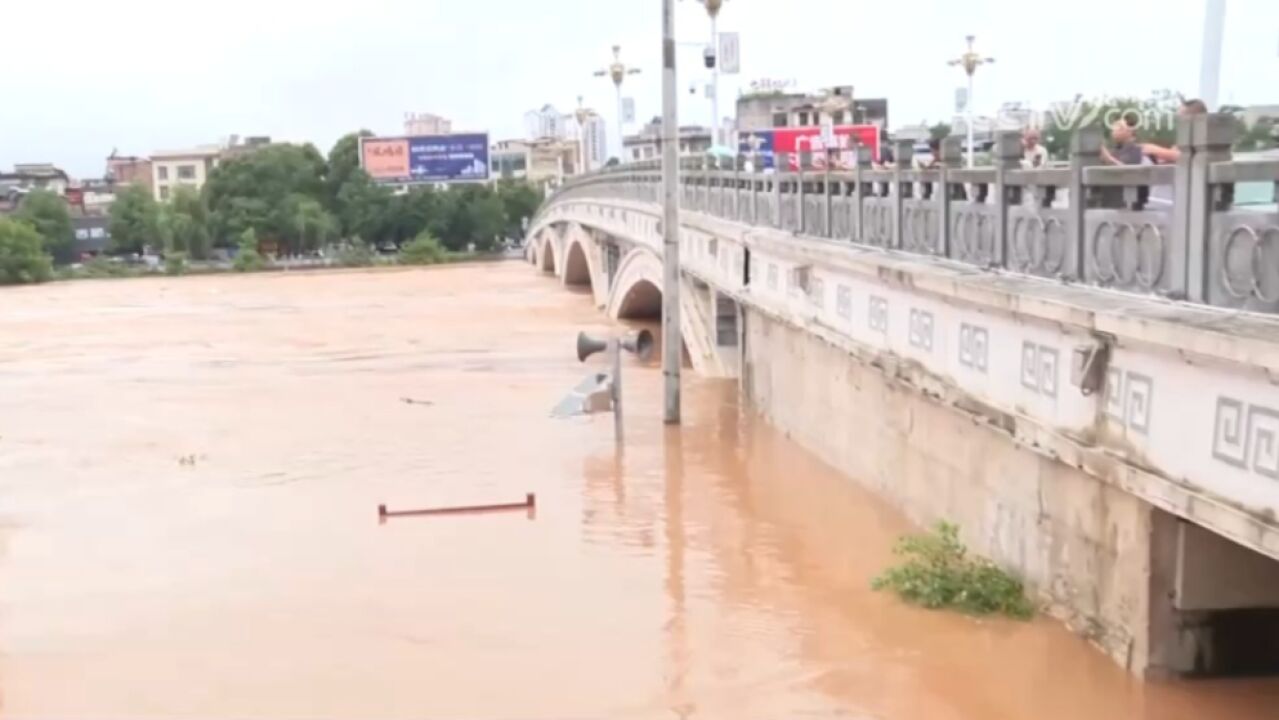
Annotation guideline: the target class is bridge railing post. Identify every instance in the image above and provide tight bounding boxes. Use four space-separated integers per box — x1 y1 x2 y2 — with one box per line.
854 145 872 243
1192 113 1245 308
893 139 915 251
992 130 1023 269
939 135 963 257
824 154 833 238
1068 126 1103 283
772 157 785 229
797 155 807 234
750 164 759 225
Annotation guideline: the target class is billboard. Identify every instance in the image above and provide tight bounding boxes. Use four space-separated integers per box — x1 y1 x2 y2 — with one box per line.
360 133 490 183
738 125 881 170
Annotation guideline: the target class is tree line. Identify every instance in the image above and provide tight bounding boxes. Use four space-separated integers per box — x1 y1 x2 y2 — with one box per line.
0 130 544 284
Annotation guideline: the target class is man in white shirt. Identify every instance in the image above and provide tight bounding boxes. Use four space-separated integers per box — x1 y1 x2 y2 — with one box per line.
1021 128 1049 168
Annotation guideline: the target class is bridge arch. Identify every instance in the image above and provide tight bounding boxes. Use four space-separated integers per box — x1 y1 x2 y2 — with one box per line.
538 228 558 274
561 223 596 290
606 247 665 320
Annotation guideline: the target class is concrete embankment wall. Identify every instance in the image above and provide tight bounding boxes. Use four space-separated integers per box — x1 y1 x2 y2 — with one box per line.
740 308 1155 670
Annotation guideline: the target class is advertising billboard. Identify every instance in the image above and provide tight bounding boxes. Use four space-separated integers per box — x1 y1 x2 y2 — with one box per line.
738 125 881 170
360 133 490 184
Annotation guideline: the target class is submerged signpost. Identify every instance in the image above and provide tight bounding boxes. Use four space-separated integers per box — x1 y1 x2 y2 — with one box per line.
550 329 654 445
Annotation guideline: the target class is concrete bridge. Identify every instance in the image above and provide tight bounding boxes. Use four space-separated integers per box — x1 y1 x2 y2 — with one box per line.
524 115 1279 678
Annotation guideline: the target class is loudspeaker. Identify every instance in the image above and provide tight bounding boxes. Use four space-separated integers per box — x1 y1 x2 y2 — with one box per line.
619 329 654 362
576 332 610 362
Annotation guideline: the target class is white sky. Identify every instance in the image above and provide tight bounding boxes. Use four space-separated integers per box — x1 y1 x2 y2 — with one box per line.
4 0 1277 177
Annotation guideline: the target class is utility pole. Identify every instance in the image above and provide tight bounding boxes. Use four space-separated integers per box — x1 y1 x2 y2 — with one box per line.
948 35 994 169
1199 0 1226 109
662 0 681 424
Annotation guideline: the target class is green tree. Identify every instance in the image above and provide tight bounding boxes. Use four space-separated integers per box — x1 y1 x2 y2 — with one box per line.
0 217 54 284
13 189 74 262
334 172 393 244
439 185 506 252
109 185 163 255
928 122 952 142
1235 118 1278 152
233 227 265 271
204 143 328 248
399 230 446 265
161 185 211 259
326 130 375 204
285 194 337 254
496 180 542 240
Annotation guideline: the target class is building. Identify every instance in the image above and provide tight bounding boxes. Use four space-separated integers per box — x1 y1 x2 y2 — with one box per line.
623 119 712 162
491 138 580 189
106 153 153 192
219 135 273 161
579 112 608 172
1243 104 1279 128
404 112 452 136
525 105 572 141
71 216 111 258
736 86 889 133
150 146 221 201
0 163 71 197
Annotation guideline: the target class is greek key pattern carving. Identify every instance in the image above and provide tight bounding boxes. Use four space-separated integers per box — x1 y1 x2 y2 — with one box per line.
835 285 852 319
908 308 934 352
867 295 888 334
1212 397 1279 479
958 323 988 373
1020 341 1059 398
1104 368 1153 435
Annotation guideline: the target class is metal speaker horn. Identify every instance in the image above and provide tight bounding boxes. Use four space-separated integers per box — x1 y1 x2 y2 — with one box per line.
576 332 610 362
619 329 654 362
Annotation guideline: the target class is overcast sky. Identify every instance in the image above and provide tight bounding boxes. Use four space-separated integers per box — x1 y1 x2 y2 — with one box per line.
4 0 1277 177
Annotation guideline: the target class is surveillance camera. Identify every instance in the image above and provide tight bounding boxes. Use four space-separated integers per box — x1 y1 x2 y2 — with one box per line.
703 46 716 69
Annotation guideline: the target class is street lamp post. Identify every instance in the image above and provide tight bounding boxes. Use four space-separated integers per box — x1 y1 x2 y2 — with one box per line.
595 46 641 163
947 35 994 168
574 95 591 174
661 0 681 424
696 0 726 147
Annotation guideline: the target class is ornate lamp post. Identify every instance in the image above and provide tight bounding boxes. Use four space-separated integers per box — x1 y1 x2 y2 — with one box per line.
947 35 994 168
594 46 641 162
694 0 726 147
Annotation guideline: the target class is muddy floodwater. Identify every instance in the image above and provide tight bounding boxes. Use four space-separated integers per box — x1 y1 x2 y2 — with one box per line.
1 263 1277 718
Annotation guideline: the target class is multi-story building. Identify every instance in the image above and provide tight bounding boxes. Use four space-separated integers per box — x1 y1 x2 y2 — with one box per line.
579 113 608 172
623 120 712 162
736 86 889 133
490 138 580 189
525 105 572 141
0 163 71 196
404 112 452 136
150 147 221 201
106 153 153 192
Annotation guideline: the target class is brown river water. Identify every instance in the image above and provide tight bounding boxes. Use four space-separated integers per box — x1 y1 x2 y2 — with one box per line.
0 262 1276 718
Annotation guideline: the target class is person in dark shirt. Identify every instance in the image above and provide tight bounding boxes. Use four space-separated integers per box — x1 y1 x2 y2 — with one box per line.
875 128 895 168
1101 116 1144 165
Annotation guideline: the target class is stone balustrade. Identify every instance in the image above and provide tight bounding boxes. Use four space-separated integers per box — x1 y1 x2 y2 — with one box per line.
545 114 1279 315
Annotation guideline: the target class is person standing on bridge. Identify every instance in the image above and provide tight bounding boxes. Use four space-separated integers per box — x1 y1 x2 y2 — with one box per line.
1021 128 1049 168
1100 115 1144 166
1141 98 1207 164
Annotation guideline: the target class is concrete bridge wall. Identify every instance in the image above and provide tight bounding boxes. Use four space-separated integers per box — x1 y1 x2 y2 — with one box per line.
524 114 1279 677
